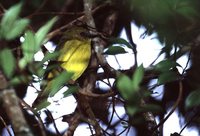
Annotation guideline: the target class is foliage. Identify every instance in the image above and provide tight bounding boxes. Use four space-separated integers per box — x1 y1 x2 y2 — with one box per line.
0 0 200 136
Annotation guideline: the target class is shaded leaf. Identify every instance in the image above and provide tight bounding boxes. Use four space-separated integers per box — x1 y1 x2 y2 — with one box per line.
117 74 133 100
0 48 15 78
28 62 46 78
132 64 144 91
35 99 51 111
49 71 74 96
141 104 162 113
10 75 31 85
109 37 133 49
185 90 200 109
157 71 178 84
155 59 181 72
176 3 198 20
41 51 60 64
32 52 59 77
126 105 138 116
170 132 181 136
63 85 79 97
104 46 127 55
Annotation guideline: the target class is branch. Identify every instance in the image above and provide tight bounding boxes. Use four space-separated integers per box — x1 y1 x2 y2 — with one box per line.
0 71 34 136
0 89 34 136
63 112 81 136
46 3 110 41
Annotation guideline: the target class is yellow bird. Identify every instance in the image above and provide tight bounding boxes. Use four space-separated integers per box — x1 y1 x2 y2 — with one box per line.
33 26 91 109
57 27 91 80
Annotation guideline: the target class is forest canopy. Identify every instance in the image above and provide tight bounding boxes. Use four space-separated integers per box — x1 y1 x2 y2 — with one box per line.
0 0 200 136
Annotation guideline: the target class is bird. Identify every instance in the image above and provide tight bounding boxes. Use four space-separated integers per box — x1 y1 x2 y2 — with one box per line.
32 25 92 109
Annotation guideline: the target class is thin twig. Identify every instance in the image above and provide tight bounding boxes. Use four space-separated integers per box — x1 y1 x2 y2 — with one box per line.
179 109 200 135
45 109 61 136
182 51 191 75
20 99 46 136
46 3 109 41
27 11 83 17
27 0 49 18
152 80 183 133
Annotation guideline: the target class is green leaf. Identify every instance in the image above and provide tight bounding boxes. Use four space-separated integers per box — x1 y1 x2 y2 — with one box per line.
5 19 29 40
41 51 59 64
104 46 127 55
157 71 178 84
0 3 22 38
30 52 59 77
19 30 36 68
0 48 15 78
126 105 138 116
141 104 162 113
185 90 200 109
132 65 144 91
176 3 198 20
117 74 133 100
27 62 45 78
9 75 31 86
155 59 181 72
35 99 51 111
35 17 57 46
63 85 79 98
49 71 74 97
109 37 133 49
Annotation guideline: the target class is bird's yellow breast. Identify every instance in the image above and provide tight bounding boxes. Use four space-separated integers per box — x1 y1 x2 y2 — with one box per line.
58 39 91 81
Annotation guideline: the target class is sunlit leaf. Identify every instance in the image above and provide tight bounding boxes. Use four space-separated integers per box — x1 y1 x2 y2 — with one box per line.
49 71 74 97
19 30 36 68
0 48 15 78
117 74 133 100
185 90 200 109
132 65 144 91
5 19 29 40
104 46 127 55
35 17 57 46
0 3 22 39
63 85 79 97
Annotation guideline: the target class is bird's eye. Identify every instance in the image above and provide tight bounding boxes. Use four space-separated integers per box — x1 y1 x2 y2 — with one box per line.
80 31 90 37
